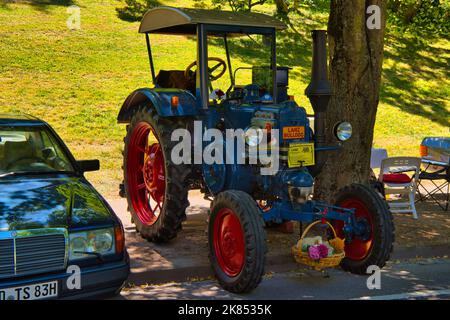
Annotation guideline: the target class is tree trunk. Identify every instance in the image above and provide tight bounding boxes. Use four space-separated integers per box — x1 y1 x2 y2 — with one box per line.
314 0 387 202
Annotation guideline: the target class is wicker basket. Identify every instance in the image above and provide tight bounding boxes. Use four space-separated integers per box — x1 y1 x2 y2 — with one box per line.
292 221 345 270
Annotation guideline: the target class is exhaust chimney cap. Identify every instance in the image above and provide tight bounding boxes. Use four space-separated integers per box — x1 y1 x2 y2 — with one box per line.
305 30 332 113
305 30 332 98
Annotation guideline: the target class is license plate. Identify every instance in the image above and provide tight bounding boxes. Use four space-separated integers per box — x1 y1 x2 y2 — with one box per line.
0 281 58 300
283 126 305 139
288 143 315 167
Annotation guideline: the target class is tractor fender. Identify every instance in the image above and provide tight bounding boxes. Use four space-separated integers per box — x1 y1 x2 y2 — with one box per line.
117 88 199 123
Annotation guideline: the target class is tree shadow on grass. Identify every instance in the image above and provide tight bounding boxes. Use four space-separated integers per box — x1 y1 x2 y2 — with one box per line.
1 0 76 12
208 28 313 85
381 34 450 128
116 0 161 22
277 30 313 82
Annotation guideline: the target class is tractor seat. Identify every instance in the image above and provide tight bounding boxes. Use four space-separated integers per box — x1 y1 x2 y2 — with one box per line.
155 70 196 94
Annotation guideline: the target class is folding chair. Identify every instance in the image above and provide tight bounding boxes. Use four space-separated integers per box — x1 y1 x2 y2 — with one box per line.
379 157 422 219
417 159 449 211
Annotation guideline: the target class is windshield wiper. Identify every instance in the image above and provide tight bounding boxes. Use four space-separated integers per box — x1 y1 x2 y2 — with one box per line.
74 251 105 262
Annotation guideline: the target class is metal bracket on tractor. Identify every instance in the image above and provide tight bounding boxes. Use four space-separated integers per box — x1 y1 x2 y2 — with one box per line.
118 6 394 294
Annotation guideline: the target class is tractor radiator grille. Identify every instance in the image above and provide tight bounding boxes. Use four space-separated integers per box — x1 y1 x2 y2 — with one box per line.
0 233 66 279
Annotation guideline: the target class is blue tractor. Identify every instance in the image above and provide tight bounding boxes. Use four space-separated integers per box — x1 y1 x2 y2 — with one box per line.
118 7 394 293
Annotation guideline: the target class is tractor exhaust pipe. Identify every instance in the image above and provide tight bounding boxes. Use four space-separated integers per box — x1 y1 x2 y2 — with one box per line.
305 30 332 177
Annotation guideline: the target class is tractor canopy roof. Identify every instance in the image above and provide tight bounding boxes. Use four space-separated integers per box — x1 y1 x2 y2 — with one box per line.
139 6 287 35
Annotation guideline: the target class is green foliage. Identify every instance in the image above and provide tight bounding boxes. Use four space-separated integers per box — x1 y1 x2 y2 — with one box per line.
192 0 209 8
114 0 448 41
210 0 266 12
388 0 450 40
116 0 161 21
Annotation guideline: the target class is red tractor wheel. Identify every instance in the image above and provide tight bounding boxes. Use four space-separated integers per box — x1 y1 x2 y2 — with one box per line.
334 183 394 274
208 190 267 293
123 104 191 242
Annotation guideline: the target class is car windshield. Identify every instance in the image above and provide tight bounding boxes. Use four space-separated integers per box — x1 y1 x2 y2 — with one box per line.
0 126 74 175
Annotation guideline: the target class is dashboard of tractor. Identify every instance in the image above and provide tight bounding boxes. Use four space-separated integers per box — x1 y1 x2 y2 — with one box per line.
225 66 291 104
201 32 277 105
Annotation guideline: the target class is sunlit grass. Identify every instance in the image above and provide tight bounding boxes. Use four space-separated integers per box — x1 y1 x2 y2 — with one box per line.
0 0 448 197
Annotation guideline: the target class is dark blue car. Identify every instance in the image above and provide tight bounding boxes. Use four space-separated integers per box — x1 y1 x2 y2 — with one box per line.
0 114 129 300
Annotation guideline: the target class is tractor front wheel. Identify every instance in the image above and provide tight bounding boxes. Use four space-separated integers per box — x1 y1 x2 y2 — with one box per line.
208 190 267 293
334 183 395 274
123 104 191 243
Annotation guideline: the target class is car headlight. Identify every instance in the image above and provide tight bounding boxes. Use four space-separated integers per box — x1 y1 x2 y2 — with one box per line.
245 126 264 147
69 228 115 261
334 122 352 141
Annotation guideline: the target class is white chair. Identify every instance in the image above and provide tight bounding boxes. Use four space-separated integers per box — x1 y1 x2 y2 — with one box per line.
379 157 422 219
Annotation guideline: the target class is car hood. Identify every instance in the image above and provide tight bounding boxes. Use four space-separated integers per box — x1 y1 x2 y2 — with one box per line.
0 175 115 231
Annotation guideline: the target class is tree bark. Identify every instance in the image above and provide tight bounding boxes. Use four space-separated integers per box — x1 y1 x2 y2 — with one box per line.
314 0 387 202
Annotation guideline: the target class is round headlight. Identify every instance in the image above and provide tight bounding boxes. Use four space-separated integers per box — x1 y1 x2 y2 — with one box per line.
90 230 113 253
335 122 352 141
71 236 88 256
245 126 264 147
69 228 116 261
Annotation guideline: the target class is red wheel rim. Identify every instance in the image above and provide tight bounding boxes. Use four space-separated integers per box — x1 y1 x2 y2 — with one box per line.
334 198 374 261
127 122 165 225
213 208 245 277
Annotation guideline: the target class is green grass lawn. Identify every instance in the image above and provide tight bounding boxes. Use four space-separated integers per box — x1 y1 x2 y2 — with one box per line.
1 0 449 198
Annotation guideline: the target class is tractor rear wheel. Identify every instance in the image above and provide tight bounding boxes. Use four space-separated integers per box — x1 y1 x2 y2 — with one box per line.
334 183 394 274
208 190 267 293
123 104 191 243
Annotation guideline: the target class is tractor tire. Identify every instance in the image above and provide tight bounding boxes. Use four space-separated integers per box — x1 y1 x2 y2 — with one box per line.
123 103 191 243
334 183 395 274
208 190 267 293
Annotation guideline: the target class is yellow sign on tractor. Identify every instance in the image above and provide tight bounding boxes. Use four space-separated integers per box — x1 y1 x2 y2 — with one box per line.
288 143 315 167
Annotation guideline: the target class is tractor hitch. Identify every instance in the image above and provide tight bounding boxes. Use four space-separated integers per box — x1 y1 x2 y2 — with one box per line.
262 200 353 224
261 200 371 243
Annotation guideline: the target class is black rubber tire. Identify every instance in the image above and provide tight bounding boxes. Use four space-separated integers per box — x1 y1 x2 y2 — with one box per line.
123 104 192 243
208 190 267 293
335 183 395 274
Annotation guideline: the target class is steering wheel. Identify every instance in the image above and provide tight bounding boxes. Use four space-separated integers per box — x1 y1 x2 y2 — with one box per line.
185 57 227 82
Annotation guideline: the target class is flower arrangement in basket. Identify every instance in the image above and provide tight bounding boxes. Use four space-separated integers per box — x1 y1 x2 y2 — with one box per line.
291 220 345 270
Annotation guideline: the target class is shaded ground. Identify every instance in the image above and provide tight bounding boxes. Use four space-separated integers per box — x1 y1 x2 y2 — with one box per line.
109 188 450 288
117 258 450 300
395 201 450 248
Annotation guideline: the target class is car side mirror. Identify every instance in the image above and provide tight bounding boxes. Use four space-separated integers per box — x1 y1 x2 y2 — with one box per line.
76 160 100 172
